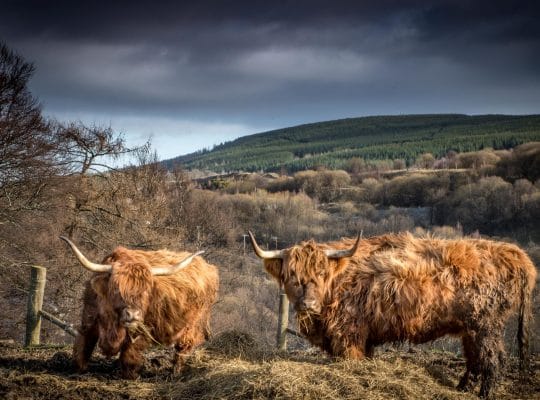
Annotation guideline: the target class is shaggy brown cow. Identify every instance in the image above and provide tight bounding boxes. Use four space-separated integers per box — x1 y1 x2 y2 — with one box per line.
249 231 536 399
61 237 219 378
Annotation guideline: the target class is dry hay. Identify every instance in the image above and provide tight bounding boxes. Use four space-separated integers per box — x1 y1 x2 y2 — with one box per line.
164 349 476 400
0 344 158 400
203 330 273 361
1 332 539 400
0 370 157 400
165 331 539 400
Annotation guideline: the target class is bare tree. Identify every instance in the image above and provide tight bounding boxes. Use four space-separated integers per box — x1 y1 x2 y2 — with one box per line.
54 122 133 176
52 122 146 238
0 42 54 218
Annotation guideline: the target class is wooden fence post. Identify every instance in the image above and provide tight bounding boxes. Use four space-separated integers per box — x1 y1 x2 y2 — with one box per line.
276 290 289 351
25 265 46 347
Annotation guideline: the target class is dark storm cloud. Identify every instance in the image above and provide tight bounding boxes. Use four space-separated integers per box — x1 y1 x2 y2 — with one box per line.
1 1 417 37
4 1 539 42
415 1 540 42
0 0 539 156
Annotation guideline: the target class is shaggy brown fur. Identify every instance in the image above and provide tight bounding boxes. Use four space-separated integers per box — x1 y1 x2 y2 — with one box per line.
261 233 537 399
73 247 219 379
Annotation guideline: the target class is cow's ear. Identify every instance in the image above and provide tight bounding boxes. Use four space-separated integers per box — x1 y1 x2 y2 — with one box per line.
332 258 350 276
264 259 282 282
90 274 109 298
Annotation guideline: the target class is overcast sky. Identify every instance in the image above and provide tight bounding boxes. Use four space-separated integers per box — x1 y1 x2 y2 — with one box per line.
1 0 539 160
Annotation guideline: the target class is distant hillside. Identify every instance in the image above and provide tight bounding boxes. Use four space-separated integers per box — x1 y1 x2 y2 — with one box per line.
164 114 540 173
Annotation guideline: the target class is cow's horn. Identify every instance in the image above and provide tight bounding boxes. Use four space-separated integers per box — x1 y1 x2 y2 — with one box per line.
324 234 361 258
248 231 285 259
60 236 112 273
151 251 205 276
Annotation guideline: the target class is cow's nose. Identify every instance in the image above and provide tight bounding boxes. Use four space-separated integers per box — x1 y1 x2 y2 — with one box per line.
121 308 142 323
303 299 321 313
296 299 321 313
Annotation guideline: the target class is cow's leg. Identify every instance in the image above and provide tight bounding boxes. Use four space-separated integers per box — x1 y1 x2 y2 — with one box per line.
343 345 366 359
365 341 375 358
172 325 207 374
72 323 98 373
342 324 370 359
73 282 100 373
477 330 504 400
119 338 147 379
172 343 194 374
331 333 368 360
457 332 480 392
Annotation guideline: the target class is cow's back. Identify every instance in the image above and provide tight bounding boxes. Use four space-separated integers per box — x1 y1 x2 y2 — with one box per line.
146 253 218 343
328 234 533 344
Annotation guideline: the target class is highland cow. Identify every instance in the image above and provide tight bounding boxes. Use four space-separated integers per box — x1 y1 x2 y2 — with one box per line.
61 237 219 378
249 231 536 399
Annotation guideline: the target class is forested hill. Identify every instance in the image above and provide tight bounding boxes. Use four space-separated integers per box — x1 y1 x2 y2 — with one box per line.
164 114 540 173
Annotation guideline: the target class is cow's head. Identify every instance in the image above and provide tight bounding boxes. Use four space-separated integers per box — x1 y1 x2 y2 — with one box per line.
60 237 202 354
249 232 359 317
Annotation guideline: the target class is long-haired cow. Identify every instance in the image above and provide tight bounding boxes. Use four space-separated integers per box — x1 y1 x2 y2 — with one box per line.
61 237 219 378
249 231 536 399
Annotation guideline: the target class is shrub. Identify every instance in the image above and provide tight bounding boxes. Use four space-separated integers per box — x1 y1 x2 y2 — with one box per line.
293 170 351 203
441 176 514 233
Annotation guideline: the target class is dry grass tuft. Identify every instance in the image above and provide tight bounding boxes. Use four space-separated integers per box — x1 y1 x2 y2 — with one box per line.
203 330 268 360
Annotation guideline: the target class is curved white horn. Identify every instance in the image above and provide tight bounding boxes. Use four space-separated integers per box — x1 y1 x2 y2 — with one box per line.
151 250 205 276
248 231 285 259
324 234 361 258
60 236 112 273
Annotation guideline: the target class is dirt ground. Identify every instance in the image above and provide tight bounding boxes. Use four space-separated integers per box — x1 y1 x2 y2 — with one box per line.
1 333 539 400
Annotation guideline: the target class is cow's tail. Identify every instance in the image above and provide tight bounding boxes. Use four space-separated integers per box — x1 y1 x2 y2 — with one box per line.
517 262 536 372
